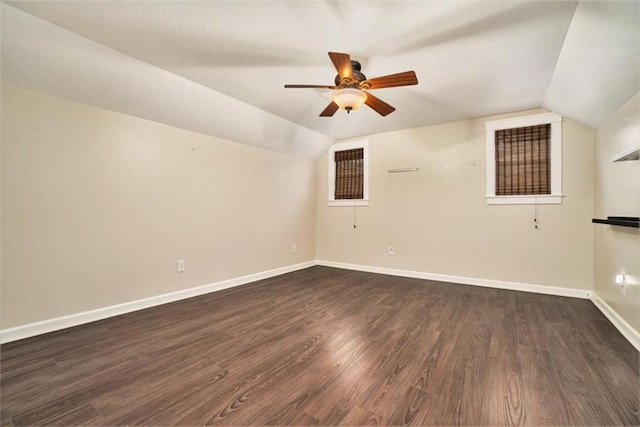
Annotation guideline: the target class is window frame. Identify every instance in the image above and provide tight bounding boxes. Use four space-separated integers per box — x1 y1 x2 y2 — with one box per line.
328 139 369 207
485 113 563 205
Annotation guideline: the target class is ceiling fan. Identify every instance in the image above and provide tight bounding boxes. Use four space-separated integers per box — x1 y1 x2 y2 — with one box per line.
284 52 418 117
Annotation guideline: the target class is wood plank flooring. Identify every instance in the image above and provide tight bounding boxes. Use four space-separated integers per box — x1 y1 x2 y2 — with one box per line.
1 266 638 426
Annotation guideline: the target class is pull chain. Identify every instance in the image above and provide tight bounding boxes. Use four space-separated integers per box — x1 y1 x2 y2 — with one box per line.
353 203 357 229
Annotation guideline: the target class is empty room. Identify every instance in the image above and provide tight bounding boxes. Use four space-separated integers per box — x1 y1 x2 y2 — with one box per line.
1 1 639 425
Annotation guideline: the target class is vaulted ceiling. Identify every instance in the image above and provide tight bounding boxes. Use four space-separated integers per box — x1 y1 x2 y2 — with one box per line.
2 1 638 159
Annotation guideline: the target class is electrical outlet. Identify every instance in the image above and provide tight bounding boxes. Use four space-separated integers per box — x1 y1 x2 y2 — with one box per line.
291 244 297 253
177 259 185 273
388 246 395 256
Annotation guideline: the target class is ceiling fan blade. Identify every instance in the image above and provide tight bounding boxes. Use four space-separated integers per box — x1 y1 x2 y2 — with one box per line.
328 52 353 81
284 84 336 89
364 92 396 116
364 71 418 90
319 102 339 117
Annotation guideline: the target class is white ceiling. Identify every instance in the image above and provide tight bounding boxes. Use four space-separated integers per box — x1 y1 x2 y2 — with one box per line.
2 1 638 159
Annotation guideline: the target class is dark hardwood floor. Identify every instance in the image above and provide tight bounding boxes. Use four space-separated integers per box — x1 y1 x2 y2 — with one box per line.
1 266 638 426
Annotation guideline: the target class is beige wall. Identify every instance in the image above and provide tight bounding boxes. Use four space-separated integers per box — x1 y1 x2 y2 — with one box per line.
317 109 595 290
2 83 616 333
594 92 640 331
1 84 316 329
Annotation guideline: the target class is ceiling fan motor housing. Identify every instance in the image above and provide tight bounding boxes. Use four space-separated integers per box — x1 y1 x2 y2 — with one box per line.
334 60 367 87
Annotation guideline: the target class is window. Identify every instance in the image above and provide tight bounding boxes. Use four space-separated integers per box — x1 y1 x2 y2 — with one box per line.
495 124 550 195
334 148 364 199
486 113 562 204
328 140 369 206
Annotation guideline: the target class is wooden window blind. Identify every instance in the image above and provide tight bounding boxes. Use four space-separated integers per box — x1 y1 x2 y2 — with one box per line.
334 148 364 199
495 124 550 196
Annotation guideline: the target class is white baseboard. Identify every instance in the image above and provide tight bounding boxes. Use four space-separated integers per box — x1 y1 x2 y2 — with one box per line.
0 261 315 344
316 260 592 299
590 292 640 352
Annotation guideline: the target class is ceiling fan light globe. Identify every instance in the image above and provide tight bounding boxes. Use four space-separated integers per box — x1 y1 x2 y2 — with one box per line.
332 88 367 111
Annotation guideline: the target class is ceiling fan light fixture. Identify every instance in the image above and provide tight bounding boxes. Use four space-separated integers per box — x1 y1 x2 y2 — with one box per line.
332 88 367 113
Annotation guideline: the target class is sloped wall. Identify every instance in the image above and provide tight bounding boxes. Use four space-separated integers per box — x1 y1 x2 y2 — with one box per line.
1 84 317 329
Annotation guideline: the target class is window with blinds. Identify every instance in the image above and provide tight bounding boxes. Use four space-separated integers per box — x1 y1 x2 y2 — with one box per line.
334 148 364 199
328 140 369 206
485 112 562 205
495 124 550 196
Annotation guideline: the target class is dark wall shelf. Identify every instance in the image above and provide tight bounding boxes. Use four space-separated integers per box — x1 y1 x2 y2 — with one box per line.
592 216 639 228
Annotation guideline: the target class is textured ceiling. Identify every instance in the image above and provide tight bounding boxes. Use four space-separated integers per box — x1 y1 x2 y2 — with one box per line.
2 0 639 159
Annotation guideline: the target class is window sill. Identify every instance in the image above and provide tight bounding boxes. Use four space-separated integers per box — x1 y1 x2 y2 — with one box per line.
328 200 369 207
486 195 563 205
